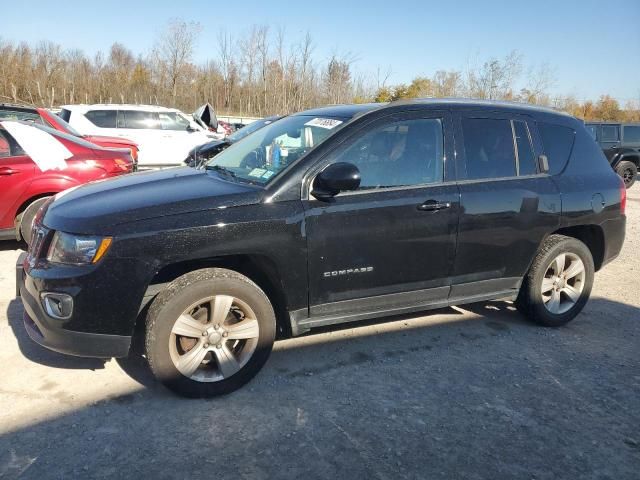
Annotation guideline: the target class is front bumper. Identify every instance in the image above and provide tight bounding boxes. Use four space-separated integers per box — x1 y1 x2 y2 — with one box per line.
17 252 131 358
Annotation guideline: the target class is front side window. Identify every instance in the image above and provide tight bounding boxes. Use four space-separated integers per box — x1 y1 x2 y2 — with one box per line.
513 120 537 176
158 112 192 131
325 118 444 189
623 125 640 143
122 111 160 129
462 118 516 180
601 125 620 142
85 110 117 128
0 130 10 158
206 115 347 185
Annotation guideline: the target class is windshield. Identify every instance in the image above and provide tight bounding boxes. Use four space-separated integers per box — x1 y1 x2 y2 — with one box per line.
205 115 346 185
47 112 84 137
227 117 280 143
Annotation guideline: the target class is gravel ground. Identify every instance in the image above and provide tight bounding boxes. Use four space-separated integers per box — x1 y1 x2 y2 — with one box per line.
0 189 638 480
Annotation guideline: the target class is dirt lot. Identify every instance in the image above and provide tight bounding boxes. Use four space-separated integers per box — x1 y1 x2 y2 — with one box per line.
1 189 639 480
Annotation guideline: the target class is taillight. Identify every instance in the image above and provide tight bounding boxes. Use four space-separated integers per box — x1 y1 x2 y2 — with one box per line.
620 179 627 214
114 158 132 172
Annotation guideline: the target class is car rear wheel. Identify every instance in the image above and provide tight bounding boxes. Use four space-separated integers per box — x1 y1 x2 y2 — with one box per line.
145 268 276 397
516 234 594 327
616 161 637 188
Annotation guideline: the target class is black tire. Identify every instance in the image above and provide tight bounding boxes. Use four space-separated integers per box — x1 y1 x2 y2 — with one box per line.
516 234 594 327
145 268 276 398
17 196 51 245
615 161 637 189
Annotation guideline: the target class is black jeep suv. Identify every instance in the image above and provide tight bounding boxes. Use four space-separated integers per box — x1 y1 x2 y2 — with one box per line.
17 99 626 397
585 122 640 188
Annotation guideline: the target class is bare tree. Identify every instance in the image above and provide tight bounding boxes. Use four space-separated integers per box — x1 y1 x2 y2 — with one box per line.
153 18 202 105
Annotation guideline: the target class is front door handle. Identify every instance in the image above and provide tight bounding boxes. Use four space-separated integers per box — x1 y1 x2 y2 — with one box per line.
417 200 452 212
0 167 18 176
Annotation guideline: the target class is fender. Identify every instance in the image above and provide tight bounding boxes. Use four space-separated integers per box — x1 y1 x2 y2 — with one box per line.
610 148 640 169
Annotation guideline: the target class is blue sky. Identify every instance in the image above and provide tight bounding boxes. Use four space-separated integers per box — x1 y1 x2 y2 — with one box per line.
2 0 639 102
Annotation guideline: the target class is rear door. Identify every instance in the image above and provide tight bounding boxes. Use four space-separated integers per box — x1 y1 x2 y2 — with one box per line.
450 111 561 300
0 129 35 230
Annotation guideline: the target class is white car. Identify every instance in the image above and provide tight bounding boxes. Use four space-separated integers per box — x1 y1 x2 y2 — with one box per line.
59 104 223 168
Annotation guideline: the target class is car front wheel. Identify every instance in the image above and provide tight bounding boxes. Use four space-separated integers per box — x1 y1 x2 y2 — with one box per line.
516 234 595 327
145 268 276 397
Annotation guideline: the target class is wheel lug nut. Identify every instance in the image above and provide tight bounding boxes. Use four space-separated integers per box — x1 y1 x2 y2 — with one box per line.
222 332 228 337
203 343 209 348
214 324 219 330
216 343 222 349
202 331 207 336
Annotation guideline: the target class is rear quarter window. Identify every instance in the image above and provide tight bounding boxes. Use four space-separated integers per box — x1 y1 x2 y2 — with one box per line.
538 122 576 175
85 110 117 128
59 109 71 122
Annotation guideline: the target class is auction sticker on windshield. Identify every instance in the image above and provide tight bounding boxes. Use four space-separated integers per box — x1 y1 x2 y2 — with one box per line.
304 118 343 129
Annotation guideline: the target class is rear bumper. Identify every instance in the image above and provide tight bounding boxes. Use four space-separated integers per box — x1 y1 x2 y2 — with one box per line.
17 253 131 358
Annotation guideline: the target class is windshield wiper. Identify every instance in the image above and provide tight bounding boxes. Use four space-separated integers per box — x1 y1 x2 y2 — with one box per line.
205 164 238 180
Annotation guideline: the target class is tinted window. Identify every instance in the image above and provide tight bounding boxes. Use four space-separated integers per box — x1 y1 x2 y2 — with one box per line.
58 109 71 122
601 125 619 142
585 124 597 140
328 118 444 189
538 122 575 175
86 110 117 128
462 118 516 179
513 121 537 176
122 110 160 129
623 125 640 143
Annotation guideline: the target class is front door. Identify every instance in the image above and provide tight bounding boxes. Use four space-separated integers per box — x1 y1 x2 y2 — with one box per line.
303 111 459 318
0 129 35 231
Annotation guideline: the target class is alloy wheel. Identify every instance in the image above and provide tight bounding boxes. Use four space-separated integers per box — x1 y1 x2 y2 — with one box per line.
541 252 586 315
169 295 260 382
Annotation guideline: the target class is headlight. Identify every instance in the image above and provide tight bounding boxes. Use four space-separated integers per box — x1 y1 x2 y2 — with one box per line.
47 232 113 265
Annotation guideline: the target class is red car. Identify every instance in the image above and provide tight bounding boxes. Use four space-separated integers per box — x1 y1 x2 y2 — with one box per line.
0 121 134 242
0 104 139 166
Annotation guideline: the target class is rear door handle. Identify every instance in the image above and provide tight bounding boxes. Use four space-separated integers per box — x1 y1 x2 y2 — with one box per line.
417 200 452 212
0 167 18 176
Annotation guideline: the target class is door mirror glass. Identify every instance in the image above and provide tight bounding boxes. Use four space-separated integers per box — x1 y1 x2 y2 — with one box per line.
312 162 361 200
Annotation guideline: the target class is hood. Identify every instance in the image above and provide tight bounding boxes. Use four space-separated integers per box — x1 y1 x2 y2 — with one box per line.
44 167 263 235
193 103 218 130
85 135 138 148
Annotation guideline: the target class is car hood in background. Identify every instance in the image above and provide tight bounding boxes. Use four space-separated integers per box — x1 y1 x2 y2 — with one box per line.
43 167 263 235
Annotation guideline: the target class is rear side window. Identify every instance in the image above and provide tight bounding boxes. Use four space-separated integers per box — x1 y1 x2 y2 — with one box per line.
601 125 619 142
0 129 25 157
86 110 117 128
513 120 537 176
623 125 640 143
538 122 576 175
462 118 516 179
585 124 597 140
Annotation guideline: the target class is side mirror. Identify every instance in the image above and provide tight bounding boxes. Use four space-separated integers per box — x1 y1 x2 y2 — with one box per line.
538 154 549 174
311 162 361 200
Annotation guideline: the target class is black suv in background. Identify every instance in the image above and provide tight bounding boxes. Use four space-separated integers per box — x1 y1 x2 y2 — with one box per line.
585 122 640 188
17 100 626 397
